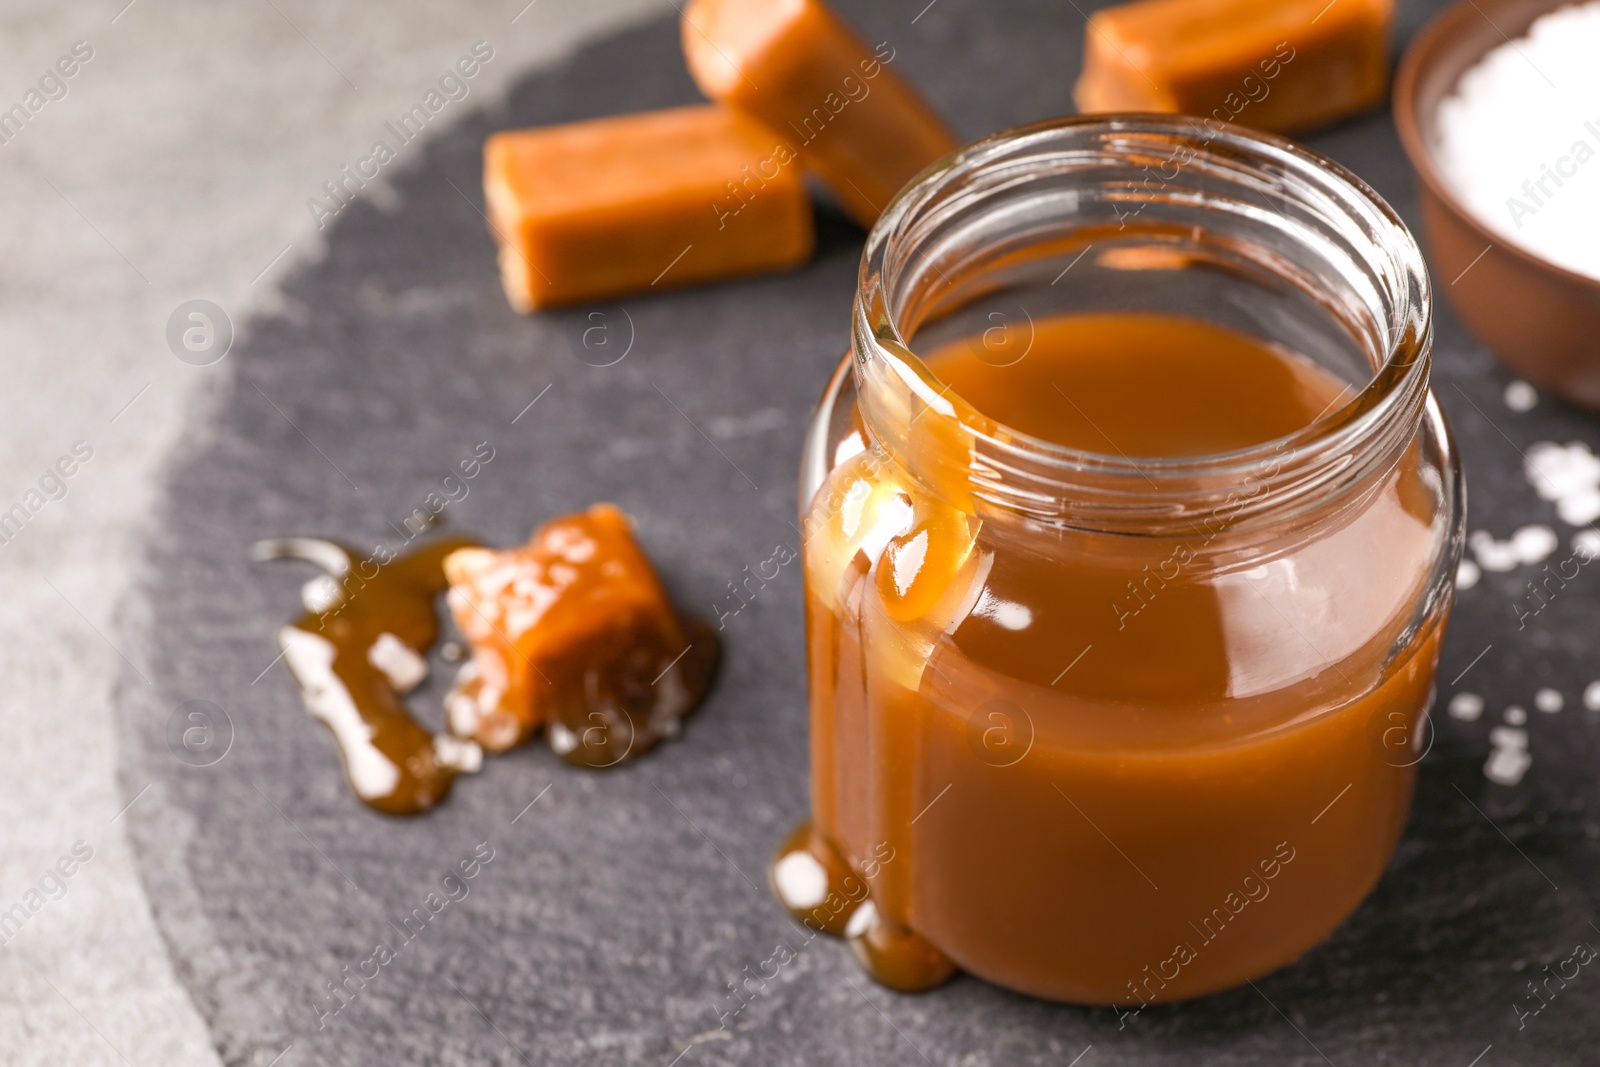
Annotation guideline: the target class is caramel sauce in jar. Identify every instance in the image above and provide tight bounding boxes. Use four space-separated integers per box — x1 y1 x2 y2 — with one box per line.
776 117 1461 1004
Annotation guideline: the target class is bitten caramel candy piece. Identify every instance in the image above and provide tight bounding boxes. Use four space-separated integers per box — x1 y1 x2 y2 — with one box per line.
1074 0 1393 134
443 504 719 768
483 105 813 311
682 0 957 228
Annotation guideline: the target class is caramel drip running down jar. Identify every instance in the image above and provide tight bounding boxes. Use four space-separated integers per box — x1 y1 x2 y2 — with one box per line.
776 115 1463 1005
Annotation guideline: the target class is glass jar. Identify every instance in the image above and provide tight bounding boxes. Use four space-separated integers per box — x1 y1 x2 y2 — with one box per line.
777 115 1463 1006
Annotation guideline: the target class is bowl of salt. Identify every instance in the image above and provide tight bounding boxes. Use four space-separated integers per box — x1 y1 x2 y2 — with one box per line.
1396 0 1600 407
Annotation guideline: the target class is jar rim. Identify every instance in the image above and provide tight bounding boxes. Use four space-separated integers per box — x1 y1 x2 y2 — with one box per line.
851 114 1434 528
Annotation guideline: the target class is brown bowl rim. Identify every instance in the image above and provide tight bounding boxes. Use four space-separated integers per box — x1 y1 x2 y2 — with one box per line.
1393 0 1600 294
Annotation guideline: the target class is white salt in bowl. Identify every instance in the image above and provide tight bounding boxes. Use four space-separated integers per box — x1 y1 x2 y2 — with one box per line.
1396 0 1600 408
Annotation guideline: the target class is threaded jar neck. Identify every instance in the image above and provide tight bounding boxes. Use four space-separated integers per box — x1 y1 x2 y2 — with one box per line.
851 114 1433 536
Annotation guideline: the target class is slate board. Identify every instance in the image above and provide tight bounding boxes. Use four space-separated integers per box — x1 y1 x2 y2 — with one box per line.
118 3 1600 1065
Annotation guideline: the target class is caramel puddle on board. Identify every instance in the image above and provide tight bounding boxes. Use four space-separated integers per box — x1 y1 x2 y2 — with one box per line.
255 535 483 816
770 822 956 992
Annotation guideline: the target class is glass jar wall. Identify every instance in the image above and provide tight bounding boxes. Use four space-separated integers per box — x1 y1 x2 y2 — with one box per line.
775 115 1464 1005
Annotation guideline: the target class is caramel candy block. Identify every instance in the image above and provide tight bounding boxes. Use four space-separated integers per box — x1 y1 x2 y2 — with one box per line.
1074 0 1393 134
682 0 957 228
483 105 813 311
443 505 719 768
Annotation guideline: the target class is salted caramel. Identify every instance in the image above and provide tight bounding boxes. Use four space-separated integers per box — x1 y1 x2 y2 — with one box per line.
261 508 719 812
782 312 1450 1002
444 504 719 767
260 535 484 817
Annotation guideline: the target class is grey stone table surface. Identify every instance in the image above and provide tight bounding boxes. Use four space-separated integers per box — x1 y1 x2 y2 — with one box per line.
109 2 1599 1065
0 3 656 1066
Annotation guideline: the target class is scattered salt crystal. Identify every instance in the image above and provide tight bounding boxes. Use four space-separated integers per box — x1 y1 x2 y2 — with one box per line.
1490 725 1527 749
1585 681 1600 712
1574 530 1600 559
1526 442 1600 525
1448 692 1484 721
1504 705 1527 726
1485 726 1531 786
1526 441 1600 491
1468 531 1523 572
1468 526 1558 571
1434 1 1600 280
1560 491 1600 527
1485 751 1531 787
1534 687 1563 713
1456 559 1481 589
1504 381 1538 412
1511 525 1559 563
